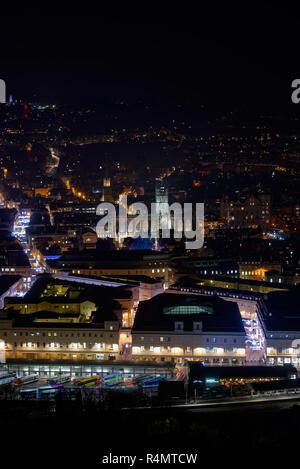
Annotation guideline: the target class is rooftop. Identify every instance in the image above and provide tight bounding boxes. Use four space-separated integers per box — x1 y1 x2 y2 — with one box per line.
132 292 245 333
263 290 300 331
0 275 22 296
68 273 162 285
189 364 297 380
5 276 132 306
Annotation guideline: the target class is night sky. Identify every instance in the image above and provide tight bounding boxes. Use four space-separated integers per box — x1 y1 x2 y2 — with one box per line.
0 6 299 114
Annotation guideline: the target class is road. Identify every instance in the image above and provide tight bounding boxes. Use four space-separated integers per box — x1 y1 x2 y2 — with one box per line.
123 391 300 412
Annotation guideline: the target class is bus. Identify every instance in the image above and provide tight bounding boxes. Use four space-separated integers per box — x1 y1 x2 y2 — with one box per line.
14 374 39 386
142 375 166 388
129 374 154 385
0 372 15 385
174 368 186 382
99 373 122 387
73 376 101 387
47 375 71 386
19 385 64 399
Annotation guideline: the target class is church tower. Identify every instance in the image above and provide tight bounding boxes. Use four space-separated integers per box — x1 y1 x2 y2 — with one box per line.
101 166 113 203
155 178 170 229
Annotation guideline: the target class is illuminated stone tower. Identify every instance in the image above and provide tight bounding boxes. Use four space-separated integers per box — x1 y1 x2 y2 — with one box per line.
155 179 170 230
101 166 113 203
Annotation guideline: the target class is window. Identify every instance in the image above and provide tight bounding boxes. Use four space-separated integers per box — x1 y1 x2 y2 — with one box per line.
175 321 184 330
164 304 213 315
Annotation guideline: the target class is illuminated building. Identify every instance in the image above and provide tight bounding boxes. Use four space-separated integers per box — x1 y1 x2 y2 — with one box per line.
170 280 300 368
0 318 120 362
101 167 113 203
188 363 297 393
56 271 164 328
239 260 282 281
56 271 164 302
51 249 174 288
155 179 171 230
195 275 288 294
220 193 271 229
13 208 31 244
175 258 239 279
77 228 98 250
3 276 125 322
170 281 267 362
132 293 246 364
0 276 123 362
259 291 300 368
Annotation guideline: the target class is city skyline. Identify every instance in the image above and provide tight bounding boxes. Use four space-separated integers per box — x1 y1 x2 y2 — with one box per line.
0 8 300 465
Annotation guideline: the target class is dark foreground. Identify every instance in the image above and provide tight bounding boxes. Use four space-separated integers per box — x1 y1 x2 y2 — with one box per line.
1 396 298 467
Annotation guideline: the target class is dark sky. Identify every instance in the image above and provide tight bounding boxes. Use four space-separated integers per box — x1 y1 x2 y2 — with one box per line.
1 6 299 114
